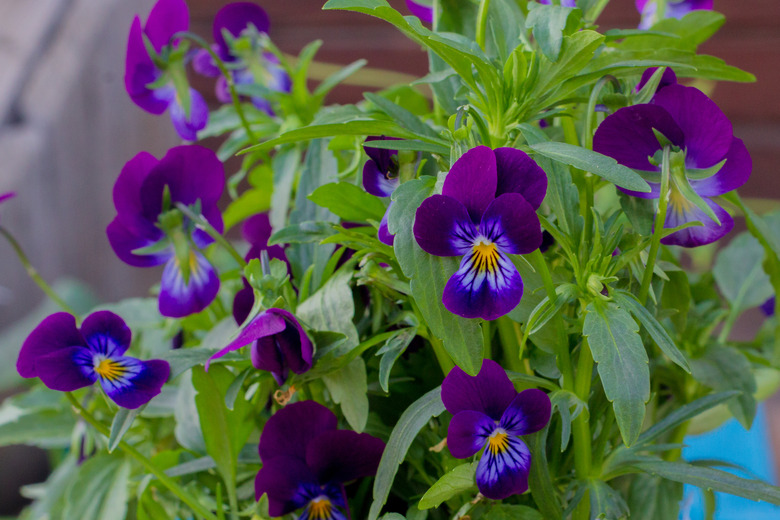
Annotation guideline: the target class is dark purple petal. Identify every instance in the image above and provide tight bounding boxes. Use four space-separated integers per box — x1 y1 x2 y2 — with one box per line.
761 297 775 317
213 2 270 60
17 313 86 378
125 17 168 115
539 0 576 6
208 309 286 368
667 0 713 19
442 146 498 222
441 359 517 420
34 347 96 391
690 138 751 197
243 213 273 249
192 47 221 77
636 67 678 93
251 309 313 383
447 410 494 459
232 283 255 326
652 85 732 169
499 389 552 436
106 219 170 268
593 104 684 172
362 157 399 198
364 136 400 173
168 88 209 142
378 204 394 246
99 357 170 409
475 435 531 500
158 252 220 318
442 245 524 321
80 311 132 358
661 196 733 248
112 151 163 239
258 401 338 463
413 195 476 257
255 456 316 515
305 430 385 484
0 192 15 204
405 0 433 23
493 148 548 210
144 0 189 53
480 193 542 255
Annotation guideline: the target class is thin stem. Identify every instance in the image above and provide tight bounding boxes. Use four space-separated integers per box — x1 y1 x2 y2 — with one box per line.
176 203 247 269
476 0 492 51
65 393 217 520
572 338 593 479
428 335 455 375
0 227 78 316
227 484 239 520
638 146 671 304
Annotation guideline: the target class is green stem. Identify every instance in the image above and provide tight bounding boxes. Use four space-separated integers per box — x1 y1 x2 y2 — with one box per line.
664 421 689 461
65 393 217 520
0 227 78 316
176 203 247 269
227 484 239 520
476 0 492 51
638 146 671 305
572 339 593 479
428 335 455 375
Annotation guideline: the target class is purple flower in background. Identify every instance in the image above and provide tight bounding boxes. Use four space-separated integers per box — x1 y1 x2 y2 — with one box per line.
593 84 751 247
539 0 578 7
17 311 170 409
232 213 288 325
106 146 225 318
406 0 433 23
761 297 775 317
207 308 312 385
363 136 402 246
255 401 385 518
635 67 678 93
125 0 208 141
193 2 291 115
636 0 713 29
443 359 551 500
0 192 15 223
413 146 546 320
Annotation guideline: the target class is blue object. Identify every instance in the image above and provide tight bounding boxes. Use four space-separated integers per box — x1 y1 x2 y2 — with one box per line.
679 403 780 519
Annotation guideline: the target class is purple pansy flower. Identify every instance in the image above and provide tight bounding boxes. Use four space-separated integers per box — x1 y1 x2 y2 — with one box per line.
125 0 208 141
192 2 291 115
17 311 170 409
413 146 547 320
255 401 385 519
636 0 713 29
233 213 288 325
363 136 403 246
539 0 577 7
593 84 751 247
761 297 775 317
207 308 312 385
106 145 225 318
443 359 551 500
635 66 678 93
405 0 433 23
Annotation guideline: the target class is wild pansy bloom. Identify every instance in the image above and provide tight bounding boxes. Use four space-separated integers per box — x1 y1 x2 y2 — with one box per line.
207 308 312 385
193 2 291 115
405 0 433 23
636 0 713 29
106 145 225 318
363 136 403 246
255 401 385 519
593 83 751 247
443 359 551 500
413 146 547 320
16 311 170 409
125 0 208 141
232 213 288 325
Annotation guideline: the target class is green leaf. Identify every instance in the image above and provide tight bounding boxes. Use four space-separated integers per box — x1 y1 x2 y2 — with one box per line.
525 3 577 62
297 268 358 349
529 142 651 193
364 92 441 140
369 387 446 520
377 328 417 392
549 389 586 451
0 391 74 448
268 221 336 245
108 407 142 453
323 358 369 432
62 455 131 520
364 139 450 155
683 54 756 83
309 182 388 222
174 370 206 453
627 473 683 520
314 59 368 96
714 232 773 312
583 302 649 446
690 346 757 429
418 461 477 509
223 188 272 230
482 504 544 519
526 425 563 519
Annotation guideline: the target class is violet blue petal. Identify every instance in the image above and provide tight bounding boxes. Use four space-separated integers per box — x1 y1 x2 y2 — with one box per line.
620 181 661 200
447 410 494 459
254 455 316 515
690 138 751 197
0 192 15 204
539 0 577 6
442 146 498 222
243 213 273 248
168 87 209 142
441 359 517 420
125 17 168 115
378 204 395 246
480 193 543 255
215 76 233 105
667 0 713 20
493 148 548 210
413 195 476 257
158 251 220 318
34 347 95 391
112 151 163 239
232 283 255 326
475 435 531 500
406 0 434 23
208 309 286 368
106 219 170 268
305 430 385 484
364 136 399 172
499 389 552 436
442 245 524 321
362 157 399 198
258 401 338 463
144 0 189 53
268 58 292 93
252 335 287 386
17 312 86 379
661 196 733 248
99 357 170 409
761 297 775 317
636 67 678 93
213 2 270 61
251 309 313 381
653 85 733 169
81 311 132 358
192 47 221 77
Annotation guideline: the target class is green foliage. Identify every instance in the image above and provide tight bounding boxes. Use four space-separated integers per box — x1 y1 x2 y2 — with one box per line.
418 461 477 509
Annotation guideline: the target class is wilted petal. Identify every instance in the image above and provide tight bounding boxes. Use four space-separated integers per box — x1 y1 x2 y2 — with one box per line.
493 148 548 210
251 309 313 382
447 410 494 459
499 389 552 436
258 401 338 463
442 146 498 222
413 195 476 256
441 359 517 420
17 313 86 378
158 251 220 318
305 430 385 484
209 309 286 367
661 195 733 248
475 434 531 500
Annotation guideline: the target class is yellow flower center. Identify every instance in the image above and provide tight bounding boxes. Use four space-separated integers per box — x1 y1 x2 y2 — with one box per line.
306 497 333 520
668 185 695 215
472 240 499 273
487 429 510 455
94 358 126 382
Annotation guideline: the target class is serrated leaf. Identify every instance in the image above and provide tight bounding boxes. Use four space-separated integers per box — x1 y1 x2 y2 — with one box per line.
418 461 477 509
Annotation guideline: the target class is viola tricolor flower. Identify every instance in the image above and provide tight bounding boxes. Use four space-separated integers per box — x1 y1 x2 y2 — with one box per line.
16 311 170 409
232 213 288 325
636 0 713 29
106 145 225 317
255 401 385 519
363 136 403 246
593 83 751 247
193 2 291 115
405 0 433 23
443 359 551 500
413 146 546 320
207 308 312 385
125 0 208 141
